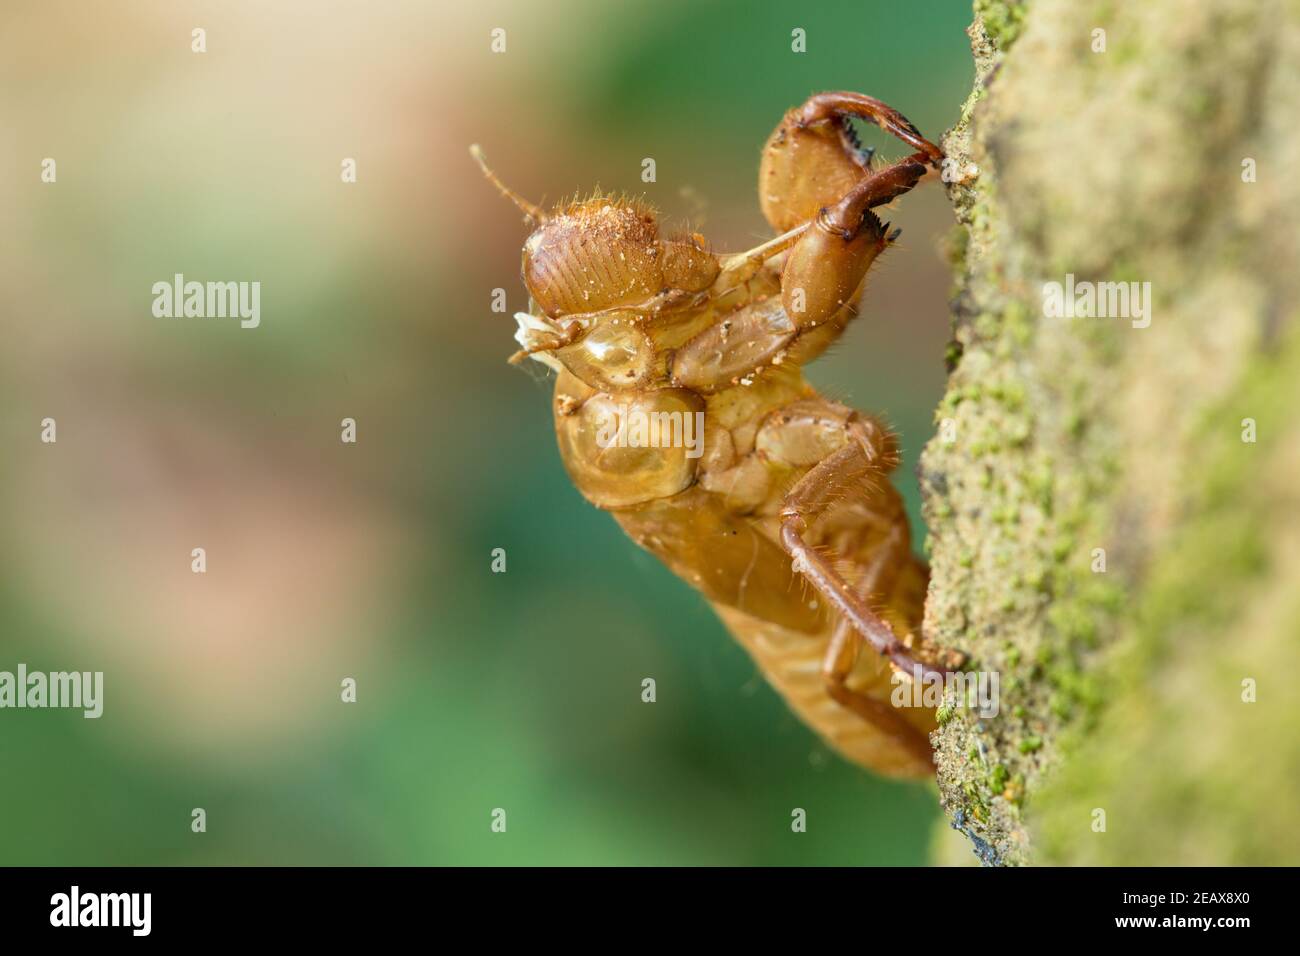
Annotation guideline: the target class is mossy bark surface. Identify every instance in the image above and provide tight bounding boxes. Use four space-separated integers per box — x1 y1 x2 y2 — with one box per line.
923 0 1300 865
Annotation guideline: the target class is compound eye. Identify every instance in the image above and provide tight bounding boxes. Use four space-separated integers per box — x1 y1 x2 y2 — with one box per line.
557 318 652 391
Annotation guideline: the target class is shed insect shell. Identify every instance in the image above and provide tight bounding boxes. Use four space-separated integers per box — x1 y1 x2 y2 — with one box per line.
473 91 965 778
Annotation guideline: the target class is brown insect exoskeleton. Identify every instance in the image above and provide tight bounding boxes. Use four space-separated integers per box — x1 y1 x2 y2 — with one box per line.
473 92 965 777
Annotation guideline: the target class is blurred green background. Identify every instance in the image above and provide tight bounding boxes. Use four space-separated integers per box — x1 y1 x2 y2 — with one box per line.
1 0 974 864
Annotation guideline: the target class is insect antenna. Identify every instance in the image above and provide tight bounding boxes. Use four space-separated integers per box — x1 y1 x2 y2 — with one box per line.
469 144 548 224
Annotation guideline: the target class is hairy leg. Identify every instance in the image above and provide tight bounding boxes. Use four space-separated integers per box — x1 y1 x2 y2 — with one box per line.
779 418 964 683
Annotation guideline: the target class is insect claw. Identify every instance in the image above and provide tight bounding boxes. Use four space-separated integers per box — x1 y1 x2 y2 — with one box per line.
888 227 903 242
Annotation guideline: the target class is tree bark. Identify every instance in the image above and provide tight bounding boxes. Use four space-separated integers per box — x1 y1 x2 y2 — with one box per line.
924 0 1300 865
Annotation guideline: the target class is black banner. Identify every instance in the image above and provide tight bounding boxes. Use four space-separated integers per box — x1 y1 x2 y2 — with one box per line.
0 866 1278 942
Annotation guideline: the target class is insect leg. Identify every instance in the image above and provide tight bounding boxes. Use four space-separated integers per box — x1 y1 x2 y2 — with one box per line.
774 151 935 330
789 91 943 165
818 154 932 238
818 523 934 762
713 222 811 290
823 609 935 766
779 421 963 683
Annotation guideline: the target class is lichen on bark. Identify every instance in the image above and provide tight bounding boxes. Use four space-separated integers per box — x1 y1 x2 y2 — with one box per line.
922 0 1300 865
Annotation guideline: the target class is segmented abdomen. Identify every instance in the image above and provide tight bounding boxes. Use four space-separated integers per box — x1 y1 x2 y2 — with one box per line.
711 549 934 779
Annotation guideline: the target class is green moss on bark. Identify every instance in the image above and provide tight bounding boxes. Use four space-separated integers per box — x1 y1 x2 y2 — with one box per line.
1034 333 1300 864
924 0 1300 865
